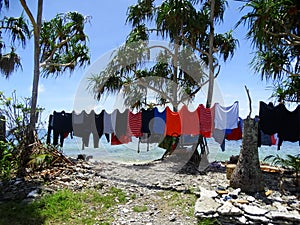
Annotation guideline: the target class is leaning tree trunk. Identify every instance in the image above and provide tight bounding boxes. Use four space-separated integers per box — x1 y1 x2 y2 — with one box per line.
19 0 43 176
230 117 264 193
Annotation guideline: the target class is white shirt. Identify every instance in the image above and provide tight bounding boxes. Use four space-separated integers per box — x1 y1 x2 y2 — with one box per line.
214 101 239 130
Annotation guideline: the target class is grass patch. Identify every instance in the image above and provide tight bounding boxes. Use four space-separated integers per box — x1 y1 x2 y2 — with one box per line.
198 218 221 225
155 190 197 218
133 205 148 212
0 187 127 225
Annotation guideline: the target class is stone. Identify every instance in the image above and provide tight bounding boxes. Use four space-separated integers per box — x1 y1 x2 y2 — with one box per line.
173 182 182 186
122 208 130 213
195 197 221 216
199 187 218 199
229 188 241 199
169 214 176 222
245 214 270 223
266 211 300 222
217 202 242 216
27 189 39 198
247 196 256 202
242 205 269 216
238 216 247 224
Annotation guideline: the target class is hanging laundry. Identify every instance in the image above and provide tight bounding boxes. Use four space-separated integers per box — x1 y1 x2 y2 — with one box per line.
49 111 73 147
198 104 215 138
276 104 300 149
165 107 181 137
94 110 110 147
226 117 243 141
73 110 100 149
141 108 155 134
259 102 279 135
213 117 243 151
152 107 166 135
103 110 116 134
214 101 239 130
179 105 200 135
127 110 142 137
113 109 131 145
259 101 300 149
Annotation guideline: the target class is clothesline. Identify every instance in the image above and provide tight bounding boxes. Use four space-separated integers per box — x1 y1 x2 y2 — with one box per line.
47 102 240 150
46 101 300 152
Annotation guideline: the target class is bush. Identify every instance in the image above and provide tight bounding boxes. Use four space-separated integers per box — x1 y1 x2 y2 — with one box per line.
0 140 17 179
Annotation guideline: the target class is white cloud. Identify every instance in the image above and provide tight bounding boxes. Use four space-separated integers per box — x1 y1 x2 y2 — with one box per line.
29 83 46 94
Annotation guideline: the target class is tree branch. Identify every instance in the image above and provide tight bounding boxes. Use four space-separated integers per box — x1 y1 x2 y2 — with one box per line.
180 72 219 103
39 34 77 66
19 0 37 37
148 45 175 57
135 78 175 106
40 61 76 68
182 34 209 58
244 85 252 118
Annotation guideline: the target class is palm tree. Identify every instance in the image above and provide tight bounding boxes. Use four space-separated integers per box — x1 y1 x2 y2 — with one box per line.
237 0 300 102
19 0 90 137
89 0 237 169
15 0 90 172
0 4 30 78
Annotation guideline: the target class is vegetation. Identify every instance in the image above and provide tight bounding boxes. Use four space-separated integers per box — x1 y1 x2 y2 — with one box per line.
238 0 300 102
0 187 127 225
133 205 148 212
0 140 15 179
0 0 30 78
88 0 238 163
0 1 90 172
155 190 197 218
0 91 45 178
264 154 300 185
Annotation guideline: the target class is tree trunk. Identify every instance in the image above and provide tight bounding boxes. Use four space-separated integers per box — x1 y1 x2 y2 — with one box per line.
28 0 43 142
185 0 216 173
230 117 264 193
0 115 5 142
206 0 215 109
18 0 43 175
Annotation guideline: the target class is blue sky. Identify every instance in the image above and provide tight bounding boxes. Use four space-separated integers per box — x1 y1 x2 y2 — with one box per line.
0 0 278 120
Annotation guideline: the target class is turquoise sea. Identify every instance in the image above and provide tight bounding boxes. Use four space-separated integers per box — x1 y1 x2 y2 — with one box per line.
58 134 299 164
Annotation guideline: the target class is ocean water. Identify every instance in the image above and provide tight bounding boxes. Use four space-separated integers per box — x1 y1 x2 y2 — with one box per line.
58 134 299 164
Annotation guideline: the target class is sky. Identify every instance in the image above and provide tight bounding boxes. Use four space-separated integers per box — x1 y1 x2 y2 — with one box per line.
0 0 282 121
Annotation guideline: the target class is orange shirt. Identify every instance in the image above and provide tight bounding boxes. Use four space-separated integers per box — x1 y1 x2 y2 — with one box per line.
165 107 181 137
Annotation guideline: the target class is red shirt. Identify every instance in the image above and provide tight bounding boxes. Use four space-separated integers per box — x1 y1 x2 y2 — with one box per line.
179 105 200 135
198 104 215 138
127 111 142 137
165 107 181 137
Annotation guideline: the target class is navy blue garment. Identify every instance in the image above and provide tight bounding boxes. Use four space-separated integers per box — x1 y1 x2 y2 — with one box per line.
52 111 73 147
259 102 300 149
276 104 300 149
95 110 110 146
259 101 280 135
141 108 154 134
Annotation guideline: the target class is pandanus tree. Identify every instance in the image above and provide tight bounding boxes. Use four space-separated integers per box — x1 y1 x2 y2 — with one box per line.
0 0 91 173
237 0 300 103
0 0 30 78
89 0 237 170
